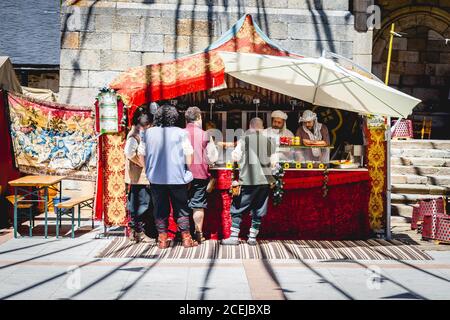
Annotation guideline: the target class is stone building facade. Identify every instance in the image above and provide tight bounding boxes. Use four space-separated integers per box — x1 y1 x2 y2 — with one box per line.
59 0 375 106
373 1 450 114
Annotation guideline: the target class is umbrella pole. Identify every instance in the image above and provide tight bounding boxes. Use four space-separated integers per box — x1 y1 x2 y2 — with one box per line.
384 23 396 240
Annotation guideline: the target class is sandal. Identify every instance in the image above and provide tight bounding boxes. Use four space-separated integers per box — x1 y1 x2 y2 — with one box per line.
181 231 198 248
195 231 206 244
157 233 170 249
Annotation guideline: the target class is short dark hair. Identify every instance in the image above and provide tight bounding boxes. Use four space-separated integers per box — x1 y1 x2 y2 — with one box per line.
153 104 179 127
185 106 202 123
132 107 151 127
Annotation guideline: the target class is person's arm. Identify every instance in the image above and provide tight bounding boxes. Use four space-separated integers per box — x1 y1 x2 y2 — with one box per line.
137 137 146 168
125 136 143 167
321 125 330 146
181 133 194 166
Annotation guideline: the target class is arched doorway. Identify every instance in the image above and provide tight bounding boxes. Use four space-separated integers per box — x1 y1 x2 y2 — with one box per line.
372 6 450 138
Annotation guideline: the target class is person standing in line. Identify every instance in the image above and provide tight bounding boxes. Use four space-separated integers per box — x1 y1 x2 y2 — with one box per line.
124 107 153 243
138 105 198 249
184 107 218 243
222 117 277 246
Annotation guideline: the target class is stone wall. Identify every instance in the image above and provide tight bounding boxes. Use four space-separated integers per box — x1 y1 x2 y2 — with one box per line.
373 2 450 113
59 0 374 106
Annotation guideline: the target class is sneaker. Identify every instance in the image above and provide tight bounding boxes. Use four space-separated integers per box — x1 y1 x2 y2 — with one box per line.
128 229 136 242
136 231 153 243
247 238 258 246
221 237 239 245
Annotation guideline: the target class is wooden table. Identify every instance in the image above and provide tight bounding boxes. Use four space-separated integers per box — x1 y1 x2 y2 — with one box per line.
8 175 66 238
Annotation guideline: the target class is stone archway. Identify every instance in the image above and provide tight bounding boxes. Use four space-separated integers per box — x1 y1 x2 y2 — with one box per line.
372 6 450 118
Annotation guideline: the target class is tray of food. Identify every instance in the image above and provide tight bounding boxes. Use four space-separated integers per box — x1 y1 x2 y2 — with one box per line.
330 160 359 169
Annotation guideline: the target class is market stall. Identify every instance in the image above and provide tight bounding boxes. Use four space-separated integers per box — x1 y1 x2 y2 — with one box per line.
105 14 421 240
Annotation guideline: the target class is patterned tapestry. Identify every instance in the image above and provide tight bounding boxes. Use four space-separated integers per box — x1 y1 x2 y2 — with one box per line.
365 123 387 231
99 132 128 226
7 92 97 181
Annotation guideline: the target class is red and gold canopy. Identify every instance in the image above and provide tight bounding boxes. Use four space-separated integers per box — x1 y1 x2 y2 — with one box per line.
109 14 301 112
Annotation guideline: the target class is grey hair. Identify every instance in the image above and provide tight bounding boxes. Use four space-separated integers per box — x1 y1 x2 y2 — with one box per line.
249 117 264 130
185 106 202 123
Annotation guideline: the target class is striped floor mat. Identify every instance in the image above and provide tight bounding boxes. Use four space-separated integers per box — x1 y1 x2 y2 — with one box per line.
97 238 432 261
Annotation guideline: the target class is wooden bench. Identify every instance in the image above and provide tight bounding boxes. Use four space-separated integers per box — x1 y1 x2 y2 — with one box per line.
5 195 34 237
55 195 94 238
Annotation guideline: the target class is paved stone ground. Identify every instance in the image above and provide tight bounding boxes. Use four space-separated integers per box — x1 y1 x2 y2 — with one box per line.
0 215 449 300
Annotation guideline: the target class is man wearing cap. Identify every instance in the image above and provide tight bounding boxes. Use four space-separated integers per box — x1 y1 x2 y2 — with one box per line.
263 110 294 139
263 110 294 162
296 110 330 163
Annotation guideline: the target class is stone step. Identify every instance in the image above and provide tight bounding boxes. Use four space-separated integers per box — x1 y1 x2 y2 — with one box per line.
391 204 415 218
391 165 450 175
391 215 411 224
391 174 450 187
391 148 450 158
391 183 450 195
391 139 450 150
391 193 444 204
391 157 450 167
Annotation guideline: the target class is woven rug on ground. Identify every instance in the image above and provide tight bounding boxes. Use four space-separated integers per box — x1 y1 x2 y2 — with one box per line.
97 238 432 261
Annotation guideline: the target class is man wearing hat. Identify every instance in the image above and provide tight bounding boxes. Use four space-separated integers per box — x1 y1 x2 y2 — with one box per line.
263 110 294 139
263 110 294 162
296 110 330 163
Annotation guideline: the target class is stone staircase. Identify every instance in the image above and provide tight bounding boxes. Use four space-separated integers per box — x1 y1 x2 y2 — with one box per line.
390 140 450 221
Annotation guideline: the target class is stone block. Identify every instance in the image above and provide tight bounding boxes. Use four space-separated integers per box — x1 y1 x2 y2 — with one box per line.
267 22 288 39
60 49 101 70
140 17 173 34
100 51 142 71
112 15 141 33
392 38 407 51
430 76 450 86
398 51 419 63
61 13 95 32
112 33 131 51
440 52 450 63
79 32 112 50
61 32 80 49
59 69 89 87
353 30 373 55
436 64 450 76
412 87 441 102
94 14 113 32
176 19 213 37
407 38 427 51
417 14 448 33
422 51 440 63
58 87 99 107
191 36 215 51
164 35 192 54
287 0 348 10
116 2 162 17
427 40 450 52
404 63 425 75
130 34 164 52
401 75 423 86
88 70 121 88
142 52 176 65
288 23 351 42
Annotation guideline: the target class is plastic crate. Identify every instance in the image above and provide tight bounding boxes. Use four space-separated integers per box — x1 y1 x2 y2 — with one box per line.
422 213 448 240
392 119 413 139
434 215 450 243
411 198 444 231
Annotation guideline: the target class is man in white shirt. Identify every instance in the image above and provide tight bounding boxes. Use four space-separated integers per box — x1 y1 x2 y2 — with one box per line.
263 110 294 162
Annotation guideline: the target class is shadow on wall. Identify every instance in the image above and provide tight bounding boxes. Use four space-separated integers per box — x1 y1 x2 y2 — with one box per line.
59 0 341 105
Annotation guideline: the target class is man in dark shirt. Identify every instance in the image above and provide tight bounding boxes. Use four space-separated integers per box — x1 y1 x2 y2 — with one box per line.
222 118 277 246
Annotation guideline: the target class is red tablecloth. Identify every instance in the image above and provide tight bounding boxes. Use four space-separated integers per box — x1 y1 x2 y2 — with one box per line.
168 169 371 240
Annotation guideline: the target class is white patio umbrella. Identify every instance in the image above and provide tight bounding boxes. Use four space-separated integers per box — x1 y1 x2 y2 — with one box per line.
218 52 421 118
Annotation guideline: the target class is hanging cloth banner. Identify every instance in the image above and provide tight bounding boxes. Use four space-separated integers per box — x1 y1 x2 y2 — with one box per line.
7 92 97 181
